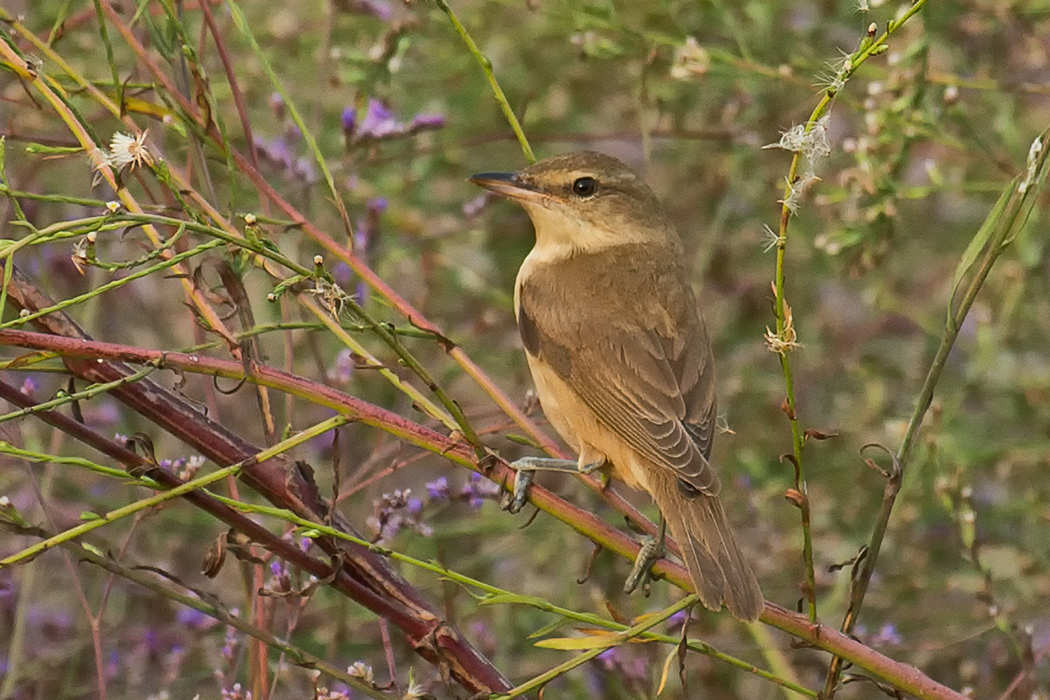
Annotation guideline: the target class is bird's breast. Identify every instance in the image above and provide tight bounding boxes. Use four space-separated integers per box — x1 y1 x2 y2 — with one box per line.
523 352 649 491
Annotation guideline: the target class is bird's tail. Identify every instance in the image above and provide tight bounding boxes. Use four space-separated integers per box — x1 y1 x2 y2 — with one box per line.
648 470 763 621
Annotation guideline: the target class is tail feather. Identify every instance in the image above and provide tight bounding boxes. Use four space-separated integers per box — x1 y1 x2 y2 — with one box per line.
649 469 763 621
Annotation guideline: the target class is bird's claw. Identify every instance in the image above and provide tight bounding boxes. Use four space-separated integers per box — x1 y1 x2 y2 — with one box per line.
500 457 580 514
500 466 535 514
624 534 665 596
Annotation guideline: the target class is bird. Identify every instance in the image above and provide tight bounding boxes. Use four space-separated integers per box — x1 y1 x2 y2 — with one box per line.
470 151 763 621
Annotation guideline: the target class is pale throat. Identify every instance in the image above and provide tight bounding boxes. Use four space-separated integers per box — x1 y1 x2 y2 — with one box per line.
518 201 642 267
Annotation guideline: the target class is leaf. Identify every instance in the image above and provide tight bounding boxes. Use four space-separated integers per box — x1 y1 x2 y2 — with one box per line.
948 128 1050 327
534 632 620 651
535 627 657 650
478 592 550 608
947 177 1015 325
81 542 106 558
656 646 678 695
528 616 574 639
503 433 540 447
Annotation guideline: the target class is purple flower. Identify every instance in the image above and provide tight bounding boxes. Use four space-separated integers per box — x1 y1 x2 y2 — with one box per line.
293 156 317 182
462 472 499 510
359 99 399 138
597 646 648 687
462 193 488 218
327 349 356 385
349 101 444 143
410 113 445 129
82 399 120 427
341 107 356 134
255 136 293 170
160 457 185 470
331 261 352 286
666 608 690 632
269 92 285 119
426 476 450 500
367 197 388 215
871 622 902 647
333 0 392 20
105 649 120 679
176 607 213 630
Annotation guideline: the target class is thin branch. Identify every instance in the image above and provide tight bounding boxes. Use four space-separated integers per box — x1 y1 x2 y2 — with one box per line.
768 0 930 625
432 0 535 163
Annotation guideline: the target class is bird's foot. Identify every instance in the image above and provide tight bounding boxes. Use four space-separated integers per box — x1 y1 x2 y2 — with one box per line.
624 518 667 596
500 457 577 513
500 456 606 513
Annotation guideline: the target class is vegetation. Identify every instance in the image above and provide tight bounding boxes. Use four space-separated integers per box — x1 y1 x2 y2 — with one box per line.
1 1 1048 698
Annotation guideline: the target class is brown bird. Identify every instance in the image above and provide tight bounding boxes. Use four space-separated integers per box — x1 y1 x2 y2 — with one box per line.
471 151 763 621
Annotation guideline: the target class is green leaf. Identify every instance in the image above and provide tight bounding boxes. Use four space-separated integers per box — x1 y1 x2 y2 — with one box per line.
947 177 1015 325
528 616 574 639
534 633 620 650
947 130 1050 328
81 542 106 558
478 592 550 608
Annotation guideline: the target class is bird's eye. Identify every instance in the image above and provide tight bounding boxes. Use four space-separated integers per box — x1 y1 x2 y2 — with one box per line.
570 176 598 198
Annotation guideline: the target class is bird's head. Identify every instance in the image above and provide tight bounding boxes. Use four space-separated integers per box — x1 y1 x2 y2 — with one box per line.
470 151 678 258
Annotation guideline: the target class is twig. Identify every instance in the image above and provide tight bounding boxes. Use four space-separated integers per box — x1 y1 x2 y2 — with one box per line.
432 0 535 163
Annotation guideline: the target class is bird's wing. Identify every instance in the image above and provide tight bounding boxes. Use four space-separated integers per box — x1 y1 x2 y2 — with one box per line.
519 272 719 495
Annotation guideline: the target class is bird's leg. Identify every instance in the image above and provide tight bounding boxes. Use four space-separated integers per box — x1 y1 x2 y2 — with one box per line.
624 515 667 596
578 456 610 490
502 456 605 513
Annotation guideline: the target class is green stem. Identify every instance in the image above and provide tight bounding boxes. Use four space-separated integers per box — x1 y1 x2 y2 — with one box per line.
433 0 535 163
772 0 931 625
0 239 223 330
836 126 1050 689
0 365 158 425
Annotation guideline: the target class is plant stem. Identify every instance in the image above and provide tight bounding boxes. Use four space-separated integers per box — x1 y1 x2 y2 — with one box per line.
771 0 930 625
432 0 536 163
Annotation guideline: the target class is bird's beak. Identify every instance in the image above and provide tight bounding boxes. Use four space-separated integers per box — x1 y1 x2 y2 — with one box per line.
469 171 548 204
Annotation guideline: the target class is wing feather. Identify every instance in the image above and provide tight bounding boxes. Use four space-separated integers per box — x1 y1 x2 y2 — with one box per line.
518 245 719 494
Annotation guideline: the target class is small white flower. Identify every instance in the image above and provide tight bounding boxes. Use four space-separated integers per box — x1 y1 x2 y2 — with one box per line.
670 37 710 80
762 224 783 253
98 130 154 172
403 680 427 699
764 299 801 354
766 116 830 159
347 661 374 685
